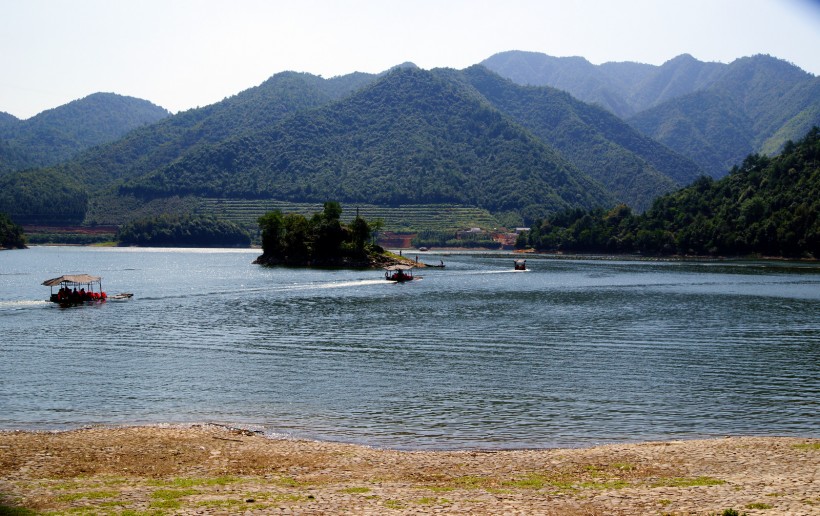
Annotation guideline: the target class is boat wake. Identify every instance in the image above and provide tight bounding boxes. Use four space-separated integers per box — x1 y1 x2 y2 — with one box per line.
278 279 388 291
0 299 49 311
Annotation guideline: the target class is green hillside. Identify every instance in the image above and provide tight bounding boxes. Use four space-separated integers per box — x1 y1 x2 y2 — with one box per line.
0 169 87 224
520 127 820 258
628 56 820 177
119 67 613 223
0 93 170 171
49 72 371 191
0 64 723 233
457 65 700 210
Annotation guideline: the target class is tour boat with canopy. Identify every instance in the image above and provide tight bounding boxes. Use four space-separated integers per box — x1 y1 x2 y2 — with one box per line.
42 274 133 305
384 264 415 282
43 274 106 305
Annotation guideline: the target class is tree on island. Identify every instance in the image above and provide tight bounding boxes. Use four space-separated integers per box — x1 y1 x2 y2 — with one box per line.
255 201 391 267
0 212 27 249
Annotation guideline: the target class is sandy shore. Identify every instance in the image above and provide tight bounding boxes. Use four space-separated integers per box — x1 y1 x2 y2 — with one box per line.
0 425 817 515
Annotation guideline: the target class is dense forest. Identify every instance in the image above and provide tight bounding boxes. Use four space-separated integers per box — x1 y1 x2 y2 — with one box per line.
517 127 820 258
0 169 88 224
256 201 383 266
0 212 26 249
116 215 251 247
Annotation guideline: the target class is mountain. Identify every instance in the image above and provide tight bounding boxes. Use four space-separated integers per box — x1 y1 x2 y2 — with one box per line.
455 65 700 211
50 71 378 191
481 51 724 117
483 51 820 178
629 55 820 177
119 67 612 221
0 93 170 171
1 65 706 227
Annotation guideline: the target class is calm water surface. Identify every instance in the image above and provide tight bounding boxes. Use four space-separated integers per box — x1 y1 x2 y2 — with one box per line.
1 246 818 449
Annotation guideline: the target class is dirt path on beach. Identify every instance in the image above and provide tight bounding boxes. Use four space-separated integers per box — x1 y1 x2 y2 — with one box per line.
0 425 817 515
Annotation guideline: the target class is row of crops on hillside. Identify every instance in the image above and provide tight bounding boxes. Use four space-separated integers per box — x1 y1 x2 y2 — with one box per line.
196 199 501 233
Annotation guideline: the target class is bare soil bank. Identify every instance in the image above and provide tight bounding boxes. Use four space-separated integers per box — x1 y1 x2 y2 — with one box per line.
0 425 817 515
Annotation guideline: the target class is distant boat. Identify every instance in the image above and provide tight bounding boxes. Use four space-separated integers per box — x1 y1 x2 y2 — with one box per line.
384 264 416 282
514 259 527 271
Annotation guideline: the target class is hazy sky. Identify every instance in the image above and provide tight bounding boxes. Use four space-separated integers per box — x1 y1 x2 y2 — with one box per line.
1 0 819 119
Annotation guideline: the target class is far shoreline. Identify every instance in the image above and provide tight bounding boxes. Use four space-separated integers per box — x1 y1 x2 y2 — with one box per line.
17 243 820 264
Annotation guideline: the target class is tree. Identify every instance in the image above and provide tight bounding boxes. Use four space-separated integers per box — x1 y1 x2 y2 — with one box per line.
258 210 285 255
0 212 27 249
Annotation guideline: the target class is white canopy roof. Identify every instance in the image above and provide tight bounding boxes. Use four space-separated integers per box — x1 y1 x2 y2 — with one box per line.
42 274 101 287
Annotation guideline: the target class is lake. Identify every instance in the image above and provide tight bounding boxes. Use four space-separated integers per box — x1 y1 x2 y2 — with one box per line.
1 246 818 450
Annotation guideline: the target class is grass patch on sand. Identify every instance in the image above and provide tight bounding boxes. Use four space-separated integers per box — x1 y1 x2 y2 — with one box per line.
451 475 488 489
149 487 199 508
652 476 725 488
504 473 548 489
414 496 452 506
577 479 630 490
793 442 820 451
55 490 120 502
384 499 405 509
746 502 773 509
151 488 199 500
421 485 455 493
339 486 371 494
146 475 241 488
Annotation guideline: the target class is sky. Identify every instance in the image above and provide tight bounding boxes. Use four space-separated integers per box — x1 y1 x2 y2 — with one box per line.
1 0 819 119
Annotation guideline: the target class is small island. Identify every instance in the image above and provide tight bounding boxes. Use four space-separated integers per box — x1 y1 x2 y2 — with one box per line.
253 201 410 268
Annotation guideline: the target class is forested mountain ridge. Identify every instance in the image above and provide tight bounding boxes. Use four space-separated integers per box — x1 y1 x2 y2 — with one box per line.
455 66 700 210
47 71 379 192
6 65 701 226
481 51 725 117
120 67 614 222
630 55 820 177
0 93 170 172
483 52 820 178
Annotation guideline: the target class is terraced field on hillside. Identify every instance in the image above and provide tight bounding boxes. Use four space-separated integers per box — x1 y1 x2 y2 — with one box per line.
198 199 501 233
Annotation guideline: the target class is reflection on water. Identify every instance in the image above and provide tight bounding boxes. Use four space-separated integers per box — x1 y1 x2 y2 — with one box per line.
0 246 818 449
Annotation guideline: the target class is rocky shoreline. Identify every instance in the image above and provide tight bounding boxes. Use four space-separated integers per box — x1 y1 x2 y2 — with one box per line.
1 425 817 514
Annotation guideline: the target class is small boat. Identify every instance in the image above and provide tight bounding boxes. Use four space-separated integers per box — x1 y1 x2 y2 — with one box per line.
384 264 415 282
514 259 527 271
43 274 107 305
426 260 446 268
